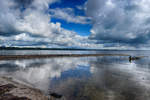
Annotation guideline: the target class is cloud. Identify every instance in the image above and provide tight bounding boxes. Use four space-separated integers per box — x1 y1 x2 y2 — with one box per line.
49 8 91 24
76 5 85 10
2 0 149 49
0 0 60 36
86 0 150 47
0 0 98 48
0 30 100 48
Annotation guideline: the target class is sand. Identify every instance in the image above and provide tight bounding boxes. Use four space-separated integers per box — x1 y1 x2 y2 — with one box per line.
0 54 130 60
0 76 48 100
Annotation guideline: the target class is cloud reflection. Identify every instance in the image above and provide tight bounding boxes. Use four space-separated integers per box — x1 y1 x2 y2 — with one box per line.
0 57 89 92
0 56 150 100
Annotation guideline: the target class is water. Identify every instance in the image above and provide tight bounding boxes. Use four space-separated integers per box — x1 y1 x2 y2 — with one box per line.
1 50 150 100
1 50 150 56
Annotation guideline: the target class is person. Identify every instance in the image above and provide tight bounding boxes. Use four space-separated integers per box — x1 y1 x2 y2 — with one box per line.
129 56 132 63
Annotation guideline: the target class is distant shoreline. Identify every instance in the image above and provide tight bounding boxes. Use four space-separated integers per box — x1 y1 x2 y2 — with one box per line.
0 47 109 51
0 47 149 51
0 54 130 60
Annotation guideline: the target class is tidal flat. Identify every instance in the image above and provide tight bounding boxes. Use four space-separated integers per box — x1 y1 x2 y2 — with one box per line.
0 50 150 100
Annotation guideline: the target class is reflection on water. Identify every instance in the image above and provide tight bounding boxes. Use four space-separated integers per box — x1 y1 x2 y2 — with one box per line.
1 51 150 100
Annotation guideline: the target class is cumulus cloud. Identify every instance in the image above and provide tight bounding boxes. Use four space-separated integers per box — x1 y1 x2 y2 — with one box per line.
0 0 60 36
49 8 91 24
0 0 98 48
86 0 150 47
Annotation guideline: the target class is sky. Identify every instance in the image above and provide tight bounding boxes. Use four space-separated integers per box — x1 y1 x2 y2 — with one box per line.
0 0 150 49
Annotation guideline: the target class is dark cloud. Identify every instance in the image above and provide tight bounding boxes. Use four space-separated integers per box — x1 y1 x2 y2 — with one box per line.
13 0 33 9
86 0 150 47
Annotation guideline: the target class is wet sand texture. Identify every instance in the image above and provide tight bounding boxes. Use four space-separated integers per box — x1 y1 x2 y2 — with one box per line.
0 54 130 60
0 77 48 100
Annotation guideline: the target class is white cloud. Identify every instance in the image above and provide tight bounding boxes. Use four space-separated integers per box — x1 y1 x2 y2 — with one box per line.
0 0 61 36
76 5 85 10
49 8 91 24
16 10 62 37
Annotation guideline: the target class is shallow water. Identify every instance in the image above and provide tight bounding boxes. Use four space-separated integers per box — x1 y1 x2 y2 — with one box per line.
0 50 150 100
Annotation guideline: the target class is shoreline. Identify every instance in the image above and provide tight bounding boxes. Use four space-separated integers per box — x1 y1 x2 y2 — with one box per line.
0 54 130 60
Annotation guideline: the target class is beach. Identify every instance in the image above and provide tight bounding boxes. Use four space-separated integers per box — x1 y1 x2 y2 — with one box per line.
0 76 48 100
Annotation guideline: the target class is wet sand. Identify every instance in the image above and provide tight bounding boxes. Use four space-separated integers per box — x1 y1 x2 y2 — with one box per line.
0 54 130 60
0 76 48 100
